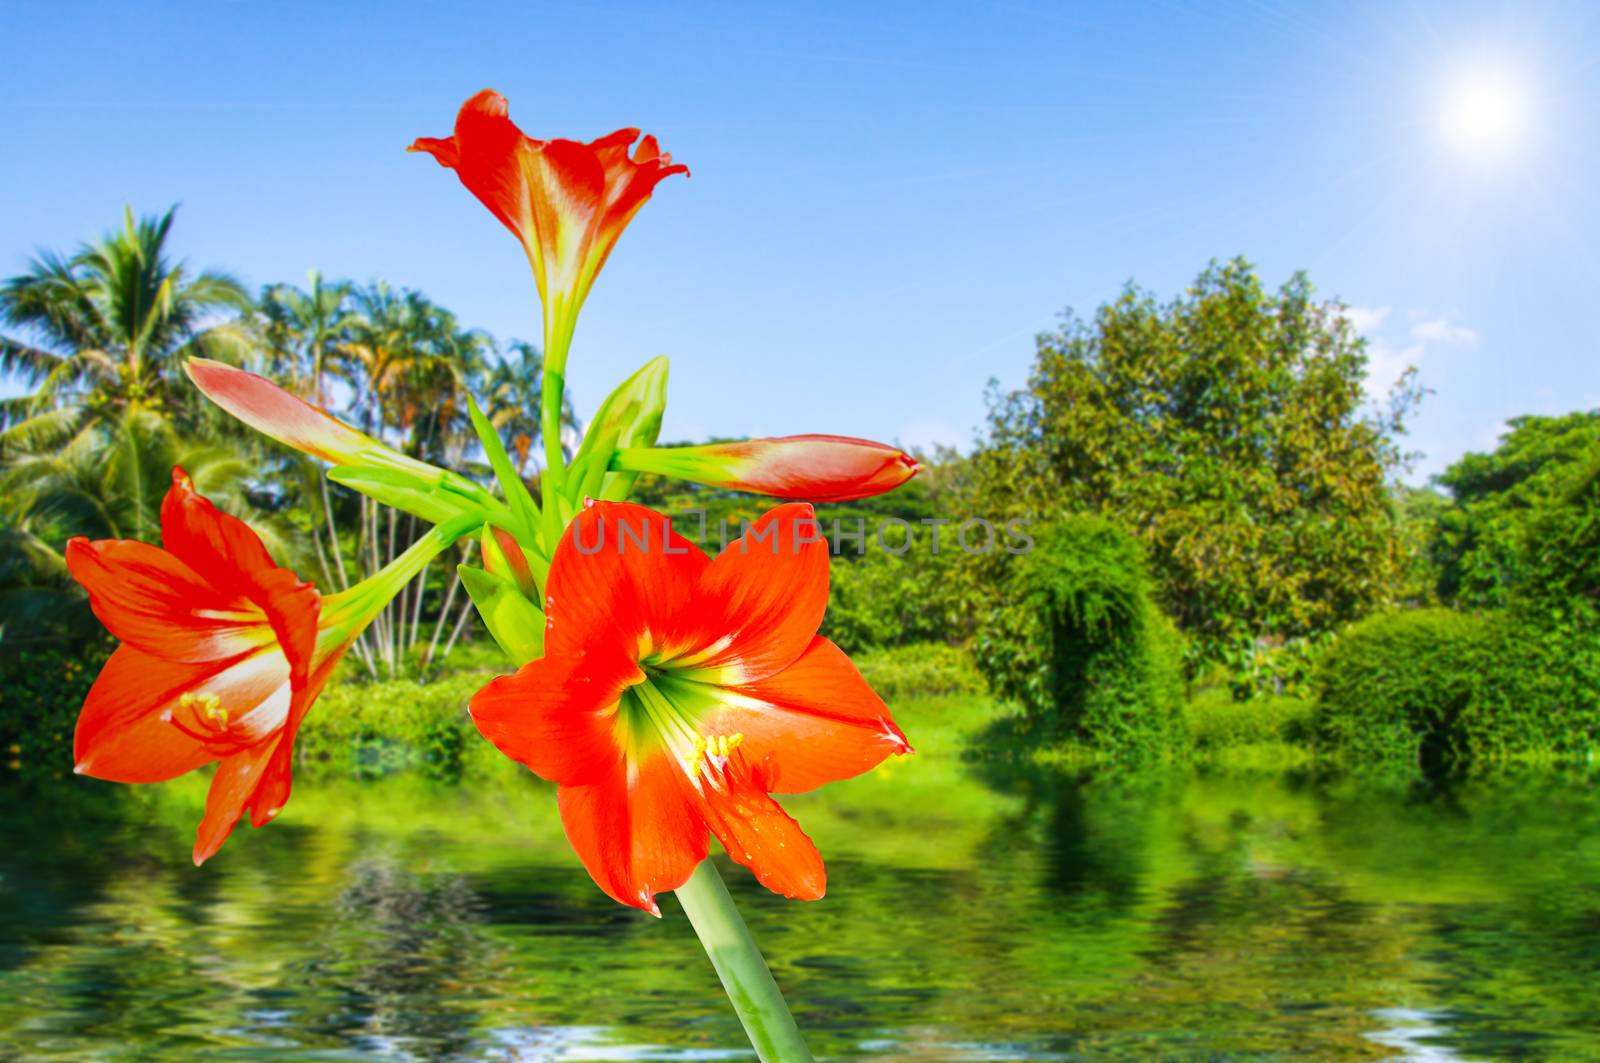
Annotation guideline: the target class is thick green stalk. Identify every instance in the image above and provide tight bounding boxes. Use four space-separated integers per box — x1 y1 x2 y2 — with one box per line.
674 860 815 1063
540 364 568 552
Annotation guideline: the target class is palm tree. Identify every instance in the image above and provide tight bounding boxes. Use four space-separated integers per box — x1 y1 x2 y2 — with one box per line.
0 207 252 455
340 284 501 676
259 271 356 403
0 408 291 648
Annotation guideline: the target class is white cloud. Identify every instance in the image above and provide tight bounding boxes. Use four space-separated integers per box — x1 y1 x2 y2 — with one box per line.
1342 305 1391 334
1341 306 1478 402
1410 317 1479 348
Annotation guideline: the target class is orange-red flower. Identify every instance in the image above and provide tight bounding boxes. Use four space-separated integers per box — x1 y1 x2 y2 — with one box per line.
410 90 687 369
67 469 457 864
470 501 910 914
612 434 921 502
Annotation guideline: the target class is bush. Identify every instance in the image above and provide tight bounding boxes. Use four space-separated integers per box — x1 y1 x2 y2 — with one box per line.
822 546 969 654
973 516 1186 754
1516 452 1600 631
1314 608 1600 765
854 642 986 703
1312 609 1485 762
1185 689 1315 751
1461 615 1600 760
0 642 109 787
297 670 501 780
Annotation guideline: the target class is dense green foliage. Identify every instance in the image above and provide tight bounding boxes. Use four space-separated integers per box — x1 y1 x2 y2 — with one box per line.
1515 448 1600 630
1431 411 1600 611
0 207 252 455
1314 608 1600 765
973 516 1185 753
974 258 1419 666
0 643 107 787
298 670 500 781
1183 689 1315 753
0 209 592 673
1313 609 1488 763
853 641 986 703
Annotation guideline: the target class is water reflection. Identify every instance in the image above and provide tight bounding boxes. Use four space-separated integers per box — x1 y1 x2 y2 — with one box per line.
2 753 1599 1060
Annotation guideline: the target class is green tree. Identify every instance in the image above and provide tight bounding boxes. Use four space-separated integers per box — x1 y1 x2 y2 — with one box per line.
0 207 251 455
1431 411 1600 610
974 258 1420 665
259 271 358 403
0 409 288 649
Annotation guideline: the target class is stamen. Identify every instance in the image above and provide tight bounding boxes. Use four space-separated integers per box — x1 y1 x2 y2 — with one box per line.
167 690 232 745
691 731 746 779
179 691 229 726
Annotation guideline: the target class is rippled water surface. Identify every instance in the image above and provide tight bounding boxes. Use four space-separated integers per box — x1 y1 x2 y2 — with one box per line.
3 738 1600 1060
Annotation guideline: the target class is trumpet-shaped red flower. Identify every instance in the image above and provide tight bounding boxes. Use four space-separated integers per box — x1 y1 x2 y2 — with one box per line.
613 434 921 503
470 501 910 914
409 90 687 368
67 469 445 864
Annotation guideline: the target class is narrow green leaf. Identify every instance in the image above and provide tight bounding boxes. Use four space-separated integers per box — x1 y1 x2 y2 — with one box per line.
468 395 542 543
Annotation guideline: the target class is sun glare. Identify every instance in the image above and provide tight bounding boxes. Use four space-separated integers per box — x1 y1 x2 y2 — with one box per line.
1438 68 1530 158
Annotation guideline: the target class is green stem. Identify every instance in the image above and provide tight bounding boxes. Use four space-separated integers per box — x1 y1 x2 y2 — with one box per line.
674 860 815 1063
540 364 568 553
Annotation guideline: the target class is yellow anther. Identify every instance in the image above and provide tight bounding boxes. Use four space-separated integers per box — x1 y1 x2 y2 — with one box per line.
688 732 748 779
180 691 227 726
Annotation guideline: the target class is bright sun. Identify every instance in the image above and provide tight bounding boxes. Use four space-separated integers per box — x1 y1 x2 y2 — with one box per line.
1438 68 1530 158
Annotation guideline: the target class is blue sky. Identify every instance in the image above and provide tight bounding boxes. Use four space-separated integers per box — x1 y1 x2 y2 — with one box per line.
3 1 1597 482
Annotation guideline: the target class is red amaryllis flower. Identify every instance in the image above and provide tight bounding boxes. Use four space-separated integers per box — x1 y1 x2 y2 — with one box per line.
612 434 921 503
409 90 687 368
470 501 910 914
67 469 449 864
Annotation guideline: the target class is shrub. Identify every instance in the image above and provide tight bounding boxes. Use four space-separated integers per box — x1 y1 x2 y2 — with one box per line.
973 516 1186 754
1314 608 1600 765
1312 608 1485 762
297 671 500 780
1516 452 1600 631
1461 615 1600 760
1185 689 1315 751
822 545 969 654
854 642 986 703
0 643 108 787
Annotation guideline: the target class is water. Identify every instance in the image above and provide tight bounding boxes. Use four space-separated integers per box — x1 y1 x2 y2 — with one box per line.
3 743 1599 1060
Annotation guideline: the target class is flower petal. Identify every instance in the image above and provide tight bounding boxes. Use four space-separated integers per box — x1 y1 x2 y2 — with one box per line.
410 89 540 246
186 358 379 467
469 651 638 787
557 751 708 914
615 435 920 503
160 468 319 681
73 645 217 783
410 91 685 345
675 503 829 684
193 736 284 865
714 636 911 794
699 776 825 901
544 501 709 662
65 537 272 663
524 137 608 293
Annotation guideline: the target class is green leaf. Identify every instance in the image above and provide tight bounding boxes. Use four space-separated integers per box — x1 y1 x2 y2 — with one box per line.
459 564 544 665
329 466 488 525
468 394 543 548
566 355 669 504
